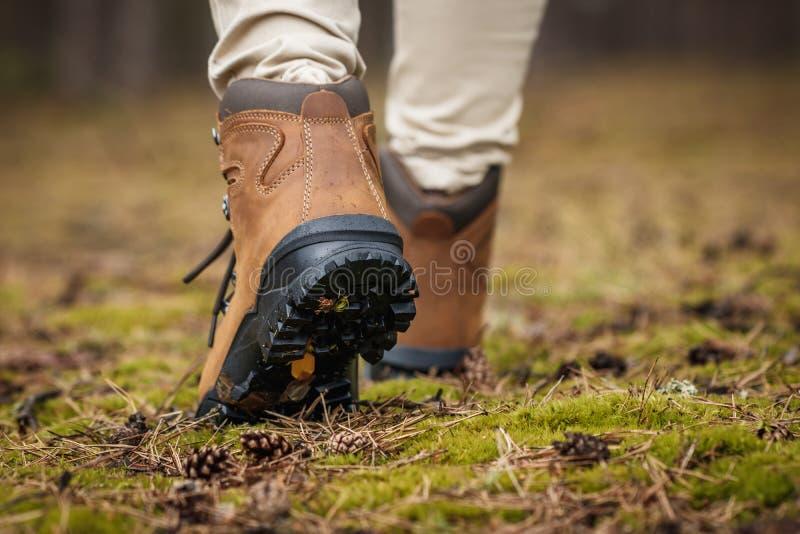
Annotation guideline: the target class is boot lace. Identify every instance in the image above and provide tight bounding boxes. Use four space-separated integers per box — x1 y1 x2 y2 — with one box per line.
183 189 235 347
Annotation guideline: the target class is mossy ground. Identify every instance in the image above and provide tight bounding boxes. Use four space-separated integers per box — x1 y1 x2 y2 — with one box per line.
2 62 800 532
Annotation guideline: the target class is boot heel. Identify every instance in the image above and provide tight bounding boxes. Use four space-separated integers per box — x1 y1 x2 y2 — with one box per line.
260 242 417 364
203 215 417 419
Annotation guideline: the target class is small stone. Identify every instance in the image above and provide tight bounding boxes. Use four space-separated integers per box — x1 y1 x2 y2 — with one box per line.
283 379 312 402
658 378 698 397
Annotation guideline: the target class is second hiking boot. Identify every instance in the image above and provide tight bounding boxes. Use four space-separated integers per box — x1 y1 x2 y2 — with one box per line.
367 149 500 379
186 78 418 421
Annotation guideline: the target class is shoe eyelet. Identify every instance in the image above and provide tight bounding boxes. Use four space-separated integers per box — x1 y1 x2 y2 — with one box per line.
221 194 230 221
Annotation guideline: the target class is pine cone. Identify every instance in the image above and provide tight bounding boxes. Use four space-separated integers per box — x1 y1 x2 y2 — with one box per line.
458 348 497 388
248 479 290 524
109 412 149 445
588 351 628 377
183 446 234 480
165 480 213 524
240 431 293 461
327 431 369 454
552 432 610 462
688 339 740 366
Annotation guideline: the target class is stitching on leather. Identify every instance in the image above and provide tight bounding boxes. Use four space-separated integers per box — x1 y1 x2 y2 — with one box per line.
258 157 304 197
221 111 301 128
302 119 313 221
251 126 285 194
344 120 387 219
226 124 282 141
305 117 348 124
223 124 283 198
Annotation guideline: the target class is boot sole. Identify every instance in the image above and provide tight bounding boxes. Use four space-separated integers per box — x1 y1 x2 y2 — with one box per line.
197 215 417 421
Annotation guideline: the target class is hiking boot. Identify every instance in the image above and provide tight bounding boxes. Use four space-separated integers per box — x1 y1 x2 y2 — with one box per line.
366 150 499 379
186 78 418 421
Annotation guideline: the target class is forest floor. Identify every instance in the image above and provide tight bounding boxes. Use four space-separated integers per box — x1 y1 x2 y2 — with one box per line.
1 62 800 532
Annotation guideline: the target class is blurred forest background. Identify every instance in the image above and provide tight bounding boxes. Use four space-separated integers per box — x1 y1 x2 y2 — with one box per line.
2 3 800 530
1 0 799 306
1 0 798 96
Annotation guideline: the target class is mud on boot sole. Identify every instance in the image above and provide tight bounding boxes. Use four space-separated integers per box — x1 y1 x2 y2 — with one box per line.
197 215 418 422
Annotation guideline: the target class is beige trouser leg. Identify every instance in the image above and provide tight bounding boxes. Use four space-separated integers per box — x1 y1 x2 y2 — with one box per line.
387 0 548 192
207 0 364 97
207 0 547 192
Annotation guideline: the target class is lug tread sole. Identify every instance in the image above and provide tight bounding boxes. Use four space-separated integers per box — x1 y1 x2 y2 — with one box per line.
262 249 417 371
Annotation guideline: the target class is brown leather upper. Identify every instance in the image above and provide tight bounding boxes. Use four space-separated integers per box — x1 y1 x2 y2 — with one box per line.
198 87 387 399
381 151 499 351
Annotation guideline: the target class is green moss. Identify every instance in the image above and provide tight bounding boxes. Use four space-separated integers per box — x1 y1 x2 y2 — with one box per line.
175 426 226 449
112 355 173 379
567 463 633 493
361 377 461 403
569 308 609 333
168 382 199 411
306 465 472 514
48 302 187 338
615 508 649 532
394 393 718 465
692 425 762 459
318 453 365 466
483 332 536 373
34 505 138 533
648 432 684 465
399 500 491 525
90 394 134 414
693 451 799 507
4 71 800 529
0 284 25 314
17 397 79 433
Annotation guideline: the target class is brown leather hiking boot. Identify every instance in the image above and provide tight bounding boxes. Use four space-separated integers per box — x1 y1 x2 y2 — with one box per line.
185 78 417 420
366 149 499 379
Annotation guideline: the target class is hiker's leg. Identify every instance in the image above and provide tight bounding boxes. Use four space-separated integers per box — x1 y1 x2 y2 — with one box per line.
386 0 548 193
207 0 364 97
371 0 548 379
195 1 418 419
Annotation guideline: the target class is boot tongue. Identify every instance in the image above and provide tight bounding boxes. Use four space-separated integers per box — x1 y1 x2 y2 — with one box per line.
300 90 350 119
